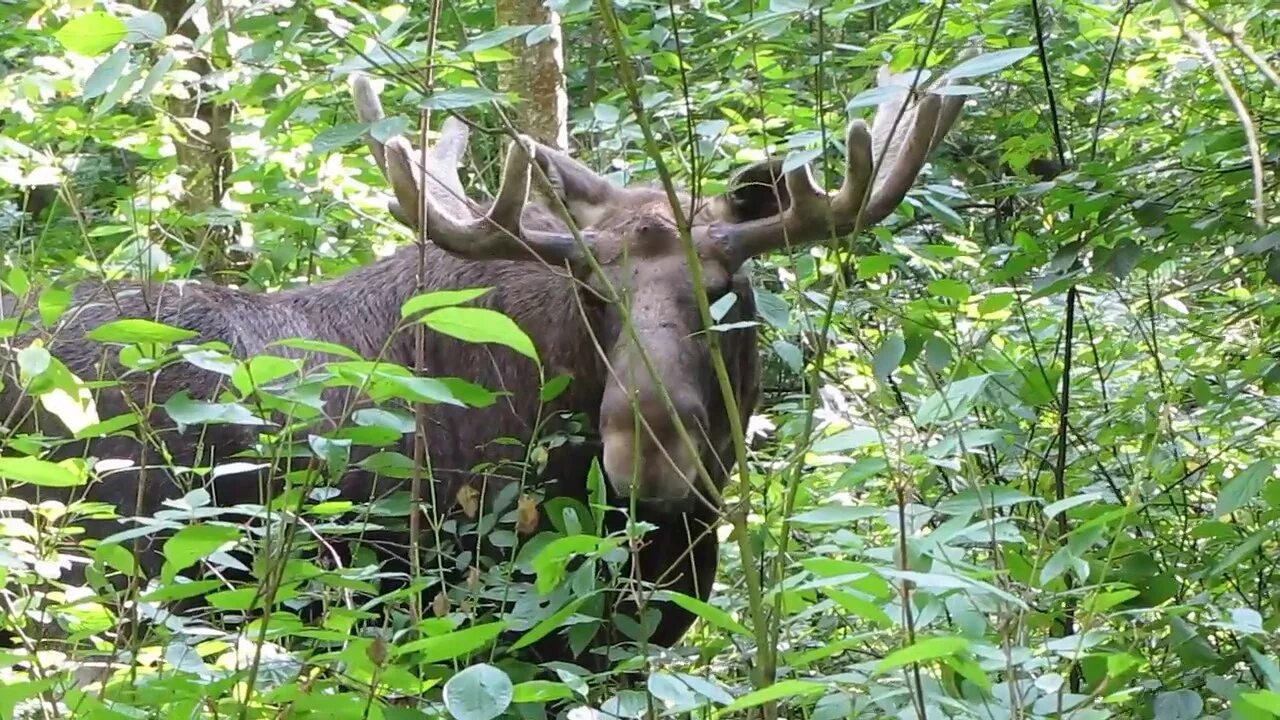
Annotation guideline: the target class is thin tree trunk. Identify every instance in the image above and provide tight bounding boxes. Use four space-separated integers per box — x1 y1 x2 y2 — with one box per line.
153 0 237 282
495 0 568 150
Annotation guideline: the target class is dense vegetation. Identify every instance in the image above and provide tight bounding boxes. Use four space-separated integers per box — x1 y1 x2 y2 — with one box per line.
2 0 1278 718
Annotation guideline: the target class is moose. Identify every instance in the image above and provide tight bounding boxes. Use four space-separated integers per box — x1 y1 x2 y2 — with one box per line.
0 66 962 669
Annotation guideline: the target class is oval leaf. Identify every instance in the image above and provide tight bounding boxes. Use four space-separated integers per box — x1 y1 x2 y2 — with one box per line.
872 334 905 383
422 307 538 363
1215 459 1274 517
392 621 506 663
86 318 197 344
401 288 492 318
876 636 970 672
943 47 1035 80
661 591 751 637
0 456 87 487
715 680 824 715
55 11 127 56
444 663 514 720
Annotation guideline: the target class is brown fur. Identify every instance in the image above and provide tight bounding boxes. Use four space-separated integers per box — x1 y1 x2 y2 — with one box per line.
0 196 761 666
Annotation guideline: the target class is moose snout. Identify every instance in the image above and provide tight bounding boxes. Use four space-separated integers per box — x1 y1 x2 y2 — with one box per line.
599 389 708 506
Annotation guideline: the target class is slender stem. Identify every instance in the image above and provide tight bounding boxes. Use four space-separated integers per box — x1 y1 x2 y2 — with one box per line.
1174 0 1280 92
593 0 774 697
410 0 444 630
1174 6 1268 230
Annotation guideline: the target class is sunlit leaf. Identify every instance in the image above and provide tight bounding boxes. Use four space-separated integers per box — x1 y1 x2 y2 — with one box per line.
421 307 539 363
55 11 127 55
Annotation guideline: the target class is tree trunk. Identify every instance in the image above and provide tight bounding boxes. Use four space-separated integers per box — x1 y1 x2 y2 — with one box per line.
494 0 568 150
153 0 237 283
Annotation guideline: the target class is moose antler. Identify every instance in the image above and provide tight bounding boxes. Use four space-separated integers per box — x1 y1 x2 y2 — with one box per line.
384 134 584 264
349 73 474 224
350 74 583 265
711 66 965 263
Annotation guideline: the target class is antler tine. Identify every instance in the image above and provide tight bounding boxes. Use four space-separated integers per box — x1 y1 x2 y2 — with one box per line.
864 91 944 224
350 73 474 224
713 64 964 262
385 134 583 265
351 72 391 175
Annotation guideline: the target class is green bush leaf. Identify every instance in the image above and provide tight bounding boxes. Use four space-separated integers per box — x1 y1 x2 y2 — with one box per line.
392 621 506 663
943 47 1035 79
872 334 905 383
422 87 504 110
422 307 539 363
443 663 513 720
715 680 824 715
54 11 127 56
876 636 970 672
1215 459 1274 517
661 591 751 637
0 456 87 487
401 288 492 318
86 318 197 344
162 524 240 576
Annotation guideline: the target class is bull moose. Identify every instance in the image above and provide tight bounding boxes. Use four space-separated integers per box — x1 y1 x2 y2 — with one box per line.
0 67 962 668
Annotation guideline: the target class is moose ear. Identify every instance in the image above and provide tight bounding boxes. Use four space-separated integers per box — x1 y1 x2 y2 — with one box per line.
707 157 791 224
530 144 624 228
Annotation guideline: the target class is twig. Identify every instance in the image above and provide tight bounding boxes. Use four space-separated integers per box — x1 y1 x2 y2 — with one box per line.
1174 5 1268 229
1174 0 1280 92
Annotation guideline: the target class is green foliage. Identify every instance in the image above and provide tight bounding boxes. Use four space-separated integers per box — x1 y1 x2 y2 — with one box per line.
3 0 1280 718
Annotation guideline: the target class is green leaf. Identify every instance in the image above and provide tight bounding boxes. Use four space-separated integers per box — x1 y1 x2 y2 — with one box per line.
782 148 821 173
83 48 131 100
661 591 751 637
1153 690 1203 720
812 427 879 453
540 374 572 402
872 334 905 383
511 680 574 704
392 622 506 663
936 486 1035 515
753 288 790 328
789 504 880 526
162 524 239 575
0 456 87 487
422 87 504 111
847 84 907 110
876 636 970 672
270 338 361 360
531 535 618 592
86 318 197 344
421 307 538 363
231 355 303 396
124 12 167 44
1241 691 1280 715
16 346 50 378
1215 459 1274 517
312 123 368 154
927 278 971 302
401 288 492 318
443 663 513 720
715 680 824 715
164 392 269 427
462 25 536 53
943 47 1036 80
915 373 991 425
510 593 597 650
857 255 895 279
55 11 128 56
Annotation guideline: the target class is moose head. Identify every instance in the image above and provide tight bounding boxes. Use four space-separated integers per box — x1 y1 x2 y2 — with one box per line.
351 69 964 508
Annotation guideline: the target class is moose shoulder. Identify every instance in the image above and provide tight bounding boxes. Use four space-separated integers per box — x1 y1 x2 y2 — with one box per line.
0 68 962 665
